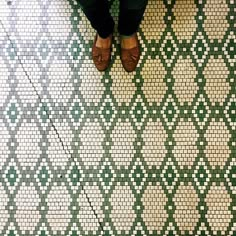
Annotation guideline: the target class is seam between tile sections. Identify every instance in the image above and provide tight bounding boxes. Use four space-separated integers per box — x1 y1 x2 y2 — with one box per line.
0 19 104 233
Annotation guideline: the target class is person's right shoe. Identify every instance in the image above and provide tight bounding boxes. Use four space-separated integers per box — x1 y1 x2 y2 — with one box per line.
120 33 140 72
92 34 112 72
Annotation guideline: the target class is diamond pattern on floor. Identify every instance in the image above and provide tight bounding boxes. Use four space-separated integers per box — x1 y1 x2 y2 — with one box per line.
0 0 235 235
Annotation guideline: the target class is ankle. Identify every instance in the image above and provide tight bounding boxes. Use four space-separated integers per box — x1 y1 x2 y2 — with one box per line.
96 34 112 48
120 33 137 49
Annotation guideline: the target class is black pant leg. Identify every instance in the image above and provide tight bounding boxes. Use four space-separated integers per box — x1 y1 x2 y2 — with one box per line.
118 0 148 36
78 0 114 38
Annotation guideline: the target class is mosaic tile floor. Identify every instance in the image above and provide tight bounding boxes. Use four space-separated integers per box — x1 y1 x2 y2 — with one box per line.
0 0 236 235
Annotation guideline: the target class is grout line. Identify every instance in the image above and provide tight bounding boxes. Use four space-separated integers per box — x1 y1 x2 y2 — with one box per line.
0 19 104 233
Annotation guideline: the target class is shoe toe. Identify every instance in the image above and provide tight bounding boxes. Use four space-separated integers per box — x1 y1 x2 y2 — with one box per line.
121 47 140 72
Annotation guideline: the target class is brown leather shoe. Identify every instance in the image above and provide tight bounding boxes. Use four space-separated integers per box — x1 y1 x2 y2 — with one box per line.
120 34 140 72
92 34 112 72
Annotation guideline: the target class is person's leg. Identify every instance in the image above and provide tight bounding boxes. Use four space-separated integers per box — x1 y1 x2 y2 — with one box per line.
118 0 148 72
78 0 114 39
118 0 148 36
78 0 114 71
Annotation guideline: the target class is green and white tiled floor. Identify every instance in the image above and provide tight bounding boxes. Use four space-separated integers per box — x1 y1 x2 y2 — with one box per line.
0 0 236 235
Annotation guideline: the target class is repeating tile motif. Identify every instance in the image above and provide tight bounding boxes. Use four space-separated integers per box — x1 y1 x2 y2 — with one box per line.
0 0 235 235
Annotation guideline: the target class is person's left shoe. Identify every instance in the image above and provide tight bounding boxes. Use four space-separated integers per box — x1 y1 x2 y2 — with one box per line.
120 33 140 72
92 34 112 72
